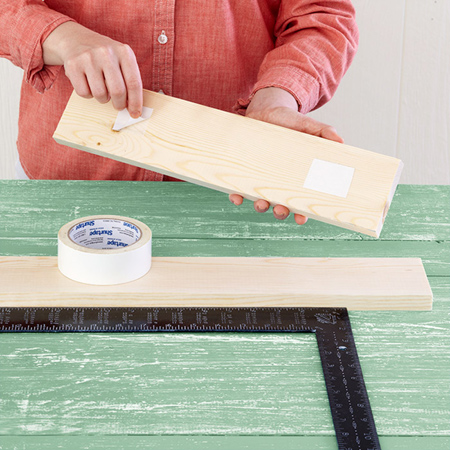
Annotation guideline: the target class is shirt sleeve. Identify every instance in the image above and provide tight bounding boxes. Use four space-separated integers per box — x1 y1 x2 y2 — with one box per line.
233 0 359 115
0 1 75 93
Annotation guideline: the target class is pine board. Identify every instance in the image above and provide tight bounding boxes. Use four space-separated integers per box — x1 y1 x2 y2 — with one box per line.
53 91 404 237
0 256 432 310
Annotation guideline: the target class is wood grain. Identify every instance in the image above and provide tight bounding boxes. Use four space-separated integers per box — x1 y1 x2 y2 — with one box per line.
0 256 432 310
53 90 404 237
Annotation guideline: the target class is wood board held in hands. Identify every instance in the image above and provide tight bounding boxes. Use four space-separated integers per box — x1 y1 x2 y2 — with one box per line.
0 257 432 310
53 90 403 237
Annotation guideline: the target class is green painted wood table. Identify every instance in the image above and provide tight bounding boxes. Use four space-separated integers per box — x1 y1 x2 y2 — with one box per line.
0 181 449 450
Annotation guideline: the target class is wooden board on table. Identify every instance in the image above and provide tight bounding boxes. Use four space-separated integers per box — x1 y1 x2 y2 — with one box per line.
0 256 432 310
53 90 403 238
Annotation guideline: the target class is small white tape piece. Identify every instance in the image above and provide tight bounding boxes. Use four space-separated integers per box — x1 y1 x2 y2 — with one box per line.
112 106 153 131
58 215 152 285
303 159 355 198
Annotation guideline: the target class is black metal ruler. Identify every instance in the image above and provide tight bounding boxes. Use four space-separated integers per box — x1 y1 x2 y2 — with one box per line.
0 306 380 450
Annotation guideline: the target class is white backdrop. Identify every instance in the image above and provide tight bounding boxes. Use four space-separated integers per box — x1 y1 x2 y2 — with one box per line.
0 0 449 183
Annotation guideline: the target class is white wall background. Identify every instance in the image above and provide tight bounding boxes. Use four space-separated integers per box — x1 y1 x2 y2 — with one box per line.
0 0 449 183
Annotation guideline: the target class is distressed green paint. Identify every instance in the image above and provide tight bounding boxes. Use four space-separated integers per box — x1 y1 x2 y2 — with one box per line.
0 182 449 241
1 436 450 450
0 181 449 449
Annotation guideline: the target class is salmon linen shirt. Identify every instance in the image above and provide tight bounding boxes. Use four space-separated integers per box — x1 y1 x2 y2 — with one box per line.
0 0 358 181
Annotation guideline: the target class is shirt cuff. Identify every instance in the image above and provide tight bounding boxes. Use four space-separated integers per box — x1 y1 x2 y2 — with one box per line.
233 65 321 116
24 15 75 93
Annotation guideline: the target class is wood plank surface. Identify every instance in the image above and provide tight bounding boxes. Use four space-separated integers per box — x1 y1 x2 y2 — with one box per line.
53 91 404 237
0 256 432 310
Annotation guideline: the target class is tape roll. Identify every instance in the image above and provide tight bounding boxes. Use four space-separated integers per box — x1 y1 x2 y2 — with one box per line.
58 215 152 285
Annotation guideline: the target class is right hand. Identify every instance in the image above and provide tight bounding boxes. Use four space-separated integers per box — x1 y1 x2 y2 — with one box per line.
43 21 143 118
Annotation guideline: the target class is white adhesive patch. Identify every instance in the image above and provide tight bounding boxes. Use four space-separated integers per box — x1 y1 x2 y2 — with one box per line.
112 106 153 131
303 159 355 198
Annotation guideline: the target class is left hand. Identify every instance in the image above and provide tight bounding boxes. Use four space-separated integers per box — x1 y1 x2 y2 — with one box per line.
229 87 344 225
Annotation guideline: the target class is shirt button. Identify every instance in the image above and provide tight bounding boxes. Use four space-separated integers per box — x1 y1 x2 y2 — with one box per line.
158 31 168 44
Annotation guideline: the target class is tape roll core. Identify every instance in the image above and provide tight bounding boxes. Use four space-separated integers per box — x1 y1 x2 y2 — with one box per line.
58 215 152 285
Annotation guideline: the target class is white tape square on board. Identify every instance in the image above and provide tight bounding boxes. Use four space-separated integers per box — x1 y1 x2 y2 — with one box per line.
112 106 153 131
303 159 355 198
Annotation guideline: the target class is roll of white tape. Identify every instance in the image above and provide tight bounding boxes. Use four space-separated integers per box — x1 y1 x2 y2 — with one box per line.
58 215 152 285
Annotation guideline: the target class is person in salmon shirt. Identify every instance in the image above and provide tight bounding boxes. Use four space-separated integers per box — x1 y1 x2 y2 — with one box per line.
0 1 358 225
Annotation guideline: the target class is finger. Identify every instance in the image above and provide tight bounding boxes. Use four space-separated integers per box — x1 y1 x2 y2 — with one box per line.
103 64 127 111
119 45 143 118
85 68 110 104
68 71 93 99
273 204 290 220
295 115 332 137
254 199 270 213
294 214 308 225
297 116 344 143
320 126 344 143
229 194 244 205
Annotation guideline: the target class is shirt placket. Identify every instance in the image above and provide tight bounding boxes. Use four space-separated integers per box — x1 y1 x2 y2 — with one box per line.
143 0 175 181
152 0 176 96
